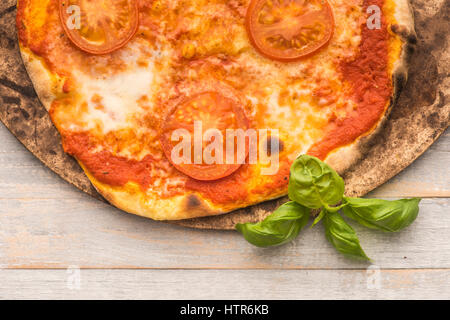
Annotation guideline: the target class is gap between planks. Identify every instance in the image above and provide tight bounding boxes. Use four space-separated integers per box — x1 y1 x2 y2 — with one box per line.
1 267 450 271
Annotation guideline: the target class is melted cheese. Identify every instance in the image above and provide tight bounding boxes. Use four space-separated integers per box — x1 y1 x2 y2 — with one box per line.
77 64 154 134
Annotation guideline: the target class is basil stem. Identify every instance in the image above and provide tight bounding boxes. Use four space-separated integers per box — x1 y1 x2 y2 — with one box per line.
311 209 326 228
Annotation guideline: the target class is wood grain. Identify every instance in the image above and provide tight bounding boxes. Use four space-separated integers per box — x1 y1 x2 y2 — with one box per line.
0 269 449 300
0 0 448 230
0 197 448 269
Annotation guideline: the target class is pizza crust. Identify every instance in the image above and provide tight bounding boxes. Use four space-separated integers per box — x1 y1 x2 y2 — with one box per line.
19 46 58 112
17 0 417 221
82 162 290 220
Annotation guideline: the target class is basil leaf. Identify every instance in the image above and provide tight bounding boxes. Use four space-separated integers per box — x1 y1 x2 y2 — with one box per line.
342 197 421 232
236 201 310 248
323 210 371 261
288 155 345 209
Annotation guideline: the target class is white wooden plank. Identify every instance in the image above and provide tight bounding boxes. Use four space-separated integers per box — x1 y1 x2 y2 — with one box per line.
0 123 448 199
0 269 448 300
0 165 85 200
0 198 448 269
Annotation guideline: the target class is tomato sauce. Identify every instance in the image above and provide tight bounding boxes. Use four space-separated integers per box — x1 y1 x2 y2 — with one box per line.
308 0 391 160
185 166 250 204
62 131 252 203
62 132 157 190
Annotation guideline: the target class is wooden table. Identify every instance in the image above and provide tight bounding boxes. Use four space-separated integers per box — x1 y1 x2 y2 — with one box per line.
0 123 448 300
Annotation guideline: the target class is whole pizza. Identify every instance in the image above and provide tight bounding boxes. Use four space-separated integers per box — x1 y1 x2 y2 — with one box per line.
16 0 416 221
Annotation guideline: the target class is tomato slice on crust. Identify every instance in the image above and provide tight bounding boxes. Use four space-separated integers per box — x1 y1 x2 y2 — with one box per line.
246 0 335 61
59 0 139 55
160 92 250 181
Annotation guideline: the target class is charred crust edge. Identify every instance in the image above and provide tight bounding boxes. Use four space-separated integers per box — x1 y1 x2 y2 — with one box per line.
182 194 217 217
186 194 201 208
338 22 417 176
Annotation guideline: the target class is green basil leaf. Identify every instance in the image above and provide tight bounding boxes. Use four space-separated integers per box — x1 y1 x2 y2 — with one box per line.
323 210 371 261
236 201 310 248
288 155 345 209
342 197 421 232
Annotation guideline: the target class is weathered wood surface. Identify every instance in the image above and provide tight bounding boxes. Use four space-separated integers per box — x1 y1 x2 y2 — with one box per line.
1 197 448 270
0 269 449 300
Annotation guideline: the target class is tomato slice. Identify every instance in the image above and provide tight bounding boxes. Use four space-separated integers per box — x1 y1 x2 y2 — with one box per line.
246 0 335 61
160 92 250 181
59 0 139 55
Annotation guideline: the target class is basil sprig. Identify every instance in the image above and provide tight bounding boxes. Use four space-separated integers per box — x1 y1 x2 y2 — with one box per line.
236 155 421 261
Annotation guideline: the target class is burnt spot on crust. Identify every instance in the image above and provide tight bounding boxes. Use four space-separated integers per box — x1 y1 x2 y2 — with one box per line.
407 34 418 45
264 135 284 156
390 23 419 107
406 42 416 57
0 5 16 20
390 24 417 64
187 194 201 208
183 194 217 218
0 30 15 50
392 71 407 104
2 95 21 106
0 77 36 98
391 24 417 44
426 112 441 128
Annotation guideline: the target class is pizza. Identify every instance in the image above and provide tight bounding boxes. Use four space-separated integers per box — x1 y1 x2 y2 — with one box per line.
16 0 416 221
